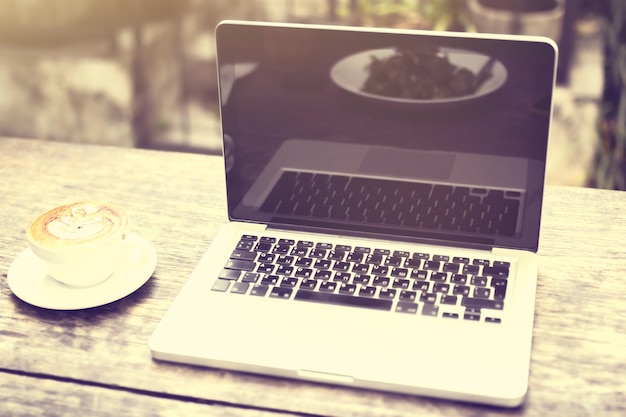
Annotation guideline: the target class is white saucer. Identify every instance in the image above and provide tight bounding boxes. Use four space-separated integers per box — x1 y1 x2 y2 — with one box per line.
7 232 157 310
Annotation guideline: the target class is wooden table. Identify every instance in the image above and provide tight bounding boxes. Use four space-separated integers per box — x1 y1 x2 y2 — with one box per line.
1 137 624 416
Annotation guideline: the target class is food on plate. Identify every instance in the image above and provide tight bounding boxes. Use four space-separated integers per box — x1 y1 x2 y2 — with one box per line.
362 47 477 99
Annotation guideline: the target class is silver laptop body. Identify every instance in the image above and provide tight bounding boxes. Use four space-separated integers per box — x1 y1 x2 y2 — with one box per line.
150 20 557 407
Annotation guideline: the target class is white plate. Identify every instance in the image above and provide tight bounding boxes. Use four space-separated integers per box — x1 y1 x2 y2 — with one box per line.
330 47 507 106
7 232 157 310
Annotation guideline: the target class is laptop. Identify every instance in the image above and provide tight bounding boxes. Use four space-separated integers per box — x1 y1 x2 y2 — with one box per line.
149 20 557 407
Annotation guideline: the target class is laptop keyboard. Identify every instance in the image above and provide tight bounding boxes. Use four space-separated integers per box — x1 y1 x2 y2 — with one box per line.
259 171 521 237
212 234 510 323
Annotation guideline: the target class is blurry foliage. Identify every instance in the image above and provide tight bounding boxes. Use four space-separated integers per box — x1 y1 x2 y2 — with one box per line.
334 0 472 31
594 0 626 189
0 0 187 47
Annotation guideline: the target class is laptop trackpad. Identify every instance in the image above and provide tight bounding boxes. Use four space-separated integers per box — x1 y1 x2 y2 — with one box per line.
360 147 455 180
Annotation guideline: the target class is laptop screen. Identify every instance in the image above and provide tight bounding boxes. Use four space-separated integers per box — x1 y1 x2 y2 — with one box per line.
216 21 557 252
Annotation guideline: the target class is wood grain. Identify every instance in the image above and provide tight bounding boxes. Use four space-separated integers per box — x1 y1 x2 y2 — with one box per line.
1 138 625 416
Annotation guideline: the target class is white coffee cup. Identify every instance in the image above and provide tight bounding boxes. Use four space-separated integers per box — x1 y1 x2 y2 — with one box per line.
26 201 129 287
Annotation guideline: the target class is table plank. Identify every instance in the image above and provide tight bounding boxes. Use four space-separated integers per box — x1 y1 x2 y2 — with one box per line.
2 372 295 417
1 138 625 416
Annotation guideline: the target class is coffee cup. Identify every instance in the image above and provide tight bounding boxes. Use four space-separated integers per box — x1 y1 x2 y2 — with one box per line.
26 201 129 287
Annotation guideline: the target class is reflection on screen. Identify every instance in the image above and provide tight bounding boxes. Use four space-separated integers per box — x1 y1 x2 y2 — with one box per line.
216 22 557 251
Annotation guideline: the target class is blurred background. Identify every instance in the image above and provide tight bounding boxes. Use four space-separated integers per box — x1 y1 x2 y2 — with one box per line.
0 0 623 189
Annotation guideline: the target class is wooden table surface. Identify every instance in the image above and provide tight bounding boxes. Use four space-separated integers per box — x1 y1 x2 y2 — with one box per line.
1 137 624 416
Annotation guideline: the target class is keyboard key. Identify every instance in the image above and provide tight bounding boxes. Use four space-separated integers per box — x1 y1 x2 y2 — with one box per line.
261 275 279 285
433 283 450 294
452 257 470 264
295 257 313 267
399 290 417 302
211 279 231 292
392 278 410 289
328 250 346 261
352 263 370 273
411 269 428 280
442 312 459 319
310 249 327 258
491 277 508 300
276 265 294 276
443 263 460 273
280 277 299 288
314 259 331 269
379 288 397 299
452 280 470 293
242 272 260 283
471 276 488 286
295 290 392 311
421 304 439 317
295 268 313 278
257 263 275 274
353 274 371 286
255 242 273 252
338 283 357 295
258 252 276 263
231 282 250 294
405 258 422 268
224 259 256 271
385 256 403 267
320 281 337 292
219 269 241 281
461 297 504 310
373 276 390 287
390 267 409 278
412 281 429 292
483 265 509 278
451 274 467 284
250 284 269 297
420 293 437 304
440 294 458 305
333 272 351 282
460 265 478 275
333 261 351 272
371 265 389 276
396 302 418 314
230 249 256 261
366 254 384 265
430 272 447 282
463 308 481 321
273 245 291 254
485 317 502 323
473 287 491 299
300 279 317 290
236 240 254 251
315 270 332 280
424 260 440 270
347 252 365 263
359 286 377 297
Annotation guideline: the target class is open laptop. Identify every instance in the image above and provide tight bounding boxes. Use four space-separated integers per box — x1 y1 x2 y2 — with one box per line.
149 21 557 407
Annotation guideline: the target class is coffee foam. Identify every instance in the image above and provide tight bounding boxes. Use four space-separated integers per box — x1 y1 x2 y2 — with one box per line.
28 202 127 249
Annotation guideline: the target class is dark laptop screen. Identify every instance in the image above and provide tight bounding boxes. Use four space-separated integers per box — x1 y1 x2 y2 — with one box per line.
216 21 557 252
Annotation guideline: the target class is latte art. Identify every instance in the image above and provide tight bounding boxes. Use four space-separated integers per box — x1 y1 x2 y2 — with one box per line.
28 202 127 249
